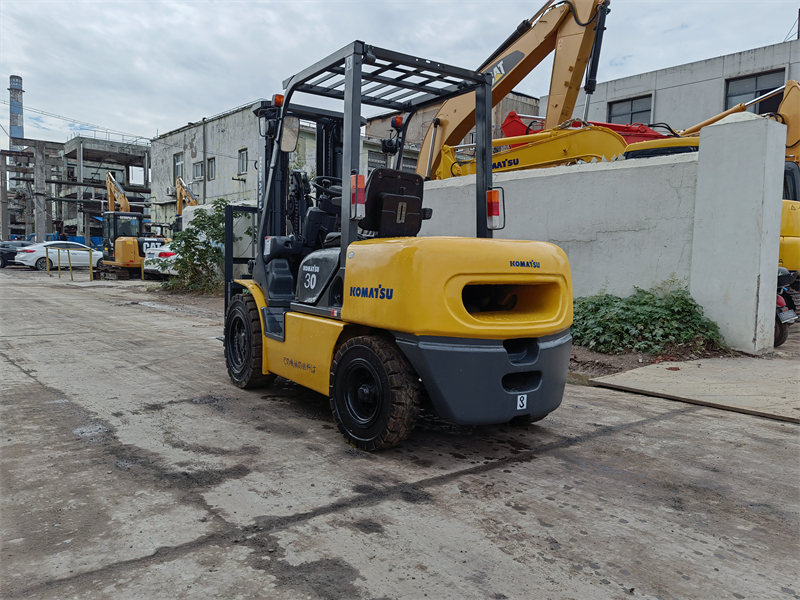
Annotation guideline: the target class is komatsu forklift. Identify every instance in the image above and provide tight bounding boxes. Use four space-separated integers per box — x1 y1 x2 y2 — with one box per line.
224 41 574 450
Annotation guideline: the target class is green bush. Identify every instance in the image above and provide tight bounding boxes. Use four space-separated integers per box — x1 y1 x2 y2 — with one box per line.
159 198 229 294
572 284 725 355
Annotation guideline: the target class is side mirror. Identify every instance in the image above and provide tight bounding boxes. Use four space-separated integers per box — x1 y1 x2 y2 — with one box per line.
280 116 300 153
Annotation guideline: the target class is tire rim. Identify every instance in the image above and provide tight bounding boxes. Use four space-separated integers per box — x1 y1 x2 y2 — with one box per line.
341 358 383 426
228 313 248 370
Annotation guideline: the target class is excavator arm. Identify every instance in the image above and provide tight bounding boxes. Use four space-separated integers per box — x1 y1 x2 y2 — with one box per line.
416 0 607 179
105 172 130 213
175 176 199 217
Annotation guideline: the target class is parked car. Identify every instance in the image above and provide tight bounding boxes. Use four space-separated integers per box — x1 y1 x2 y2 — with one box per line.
15 241 103 271
0 240 32 268
143 243 178 276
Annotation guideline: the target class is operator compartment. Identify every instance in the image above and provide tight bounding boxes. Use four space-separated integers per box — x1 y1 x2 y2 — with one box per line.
341 236 573 339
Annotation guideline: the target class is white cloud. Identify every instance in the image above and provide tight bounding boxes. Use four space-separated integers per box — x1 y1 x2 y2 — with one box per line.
0 0 797 149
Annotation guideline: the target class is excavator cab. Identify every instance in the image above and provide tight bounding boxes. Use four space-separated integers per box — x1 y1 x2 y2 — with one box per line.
102 212 142 260
223 41 574 451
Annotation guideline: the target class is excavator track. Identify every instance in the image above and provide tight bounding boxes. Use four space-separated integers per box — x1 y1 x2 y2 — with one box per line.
94 264 133 280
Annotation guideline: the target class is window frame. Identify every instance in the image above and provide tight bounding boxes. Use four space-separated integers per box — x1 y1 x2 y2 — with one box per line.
207 157 215 181
725 69 785 114
173 152 184 181
607 95 652 126
238 149 248 175
193 161 204 180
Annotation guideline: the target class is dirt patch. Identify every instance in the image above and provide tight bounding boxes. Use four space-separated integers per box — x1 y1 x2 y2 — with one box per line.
569 344 742 379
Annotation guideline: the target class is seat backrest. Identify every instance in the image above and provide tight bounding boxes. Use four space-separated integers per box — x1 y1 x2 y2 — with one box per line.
359 168 424 238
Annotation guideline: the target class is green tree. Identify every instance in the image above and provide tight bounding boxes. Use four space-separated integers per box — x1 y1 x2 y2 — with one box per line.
159 198 230 294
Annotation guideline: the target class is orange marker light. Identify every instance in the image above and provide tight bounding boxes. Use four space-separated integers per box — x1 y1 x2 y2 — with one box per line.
486 189 501 230
272 94 284 107
351 173 366 220
391 115 403 129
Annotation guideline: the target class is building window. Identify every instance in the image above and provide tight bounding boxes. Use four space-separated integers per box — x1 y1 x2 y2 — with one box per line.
173 152 184 181
367 151 386 174
726 70 784 114
207 157 215 181
238 149 248 174
193 161 204 179
608 96 651 125
401 156 417 173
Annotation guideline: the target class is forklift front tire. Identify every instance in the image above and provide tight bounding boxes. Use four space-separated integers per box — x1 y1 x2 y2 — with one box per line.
225 294 277 389
330 336 421 451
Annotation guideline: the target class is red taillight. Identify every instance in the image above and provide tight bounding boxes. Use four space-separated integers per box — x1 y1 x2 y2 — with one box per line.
487 189 500 217
19 249 35 253
777 295 786 308
158 251 176 258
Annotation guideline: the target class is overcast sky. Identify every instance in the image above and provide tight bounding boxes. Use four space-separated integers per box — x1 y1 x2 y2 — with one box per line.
0 0 798 150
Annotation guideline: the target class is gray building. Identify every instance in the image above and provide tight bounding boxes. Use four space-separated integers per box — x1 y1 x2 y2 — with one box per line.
544 40 800 131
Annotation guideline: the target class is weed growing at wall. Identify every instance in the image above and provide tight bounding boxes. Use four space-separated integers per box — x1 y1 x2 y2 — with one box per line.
572 283 725 355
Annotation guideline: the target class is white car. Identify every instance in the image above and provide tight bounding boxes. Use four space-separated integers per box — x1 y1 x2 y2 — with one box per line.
143 243 178 276
15 241 104 271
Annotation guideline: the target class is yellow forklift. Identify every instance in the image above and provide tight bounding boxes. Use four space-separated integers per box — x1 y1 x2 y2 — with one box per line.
223 41 574 450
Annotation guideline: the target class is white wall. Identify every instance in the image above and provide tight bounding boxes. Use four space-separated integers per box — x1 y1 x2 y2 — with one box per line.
421 115 786 354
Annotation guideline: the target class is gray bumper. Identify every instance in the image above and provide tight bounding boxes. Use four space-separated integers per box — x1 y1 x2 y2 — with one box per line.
394 330 571 426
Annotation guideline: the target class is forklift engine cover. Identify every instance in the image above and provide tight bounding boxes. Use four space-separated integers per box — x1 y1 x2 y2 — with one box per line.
342 236 572 339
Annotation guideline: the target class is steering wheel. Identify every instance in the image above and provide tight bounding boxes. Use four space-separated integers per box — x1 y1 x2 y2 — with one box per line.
309 176 343 195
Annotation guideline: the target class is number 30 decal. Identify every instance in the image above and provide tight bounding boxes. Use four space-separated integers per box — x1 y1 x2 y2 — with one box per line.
304 273 317 289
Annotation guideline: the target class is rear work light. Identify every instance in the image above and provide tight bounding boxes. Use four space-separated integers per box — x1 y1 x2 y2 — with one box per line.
351 172 366 220
486 188 505 230
158 251 176 258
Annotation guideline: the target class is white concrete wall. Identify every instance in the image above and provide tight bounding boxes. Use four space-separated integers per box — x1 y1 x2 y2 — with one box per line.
690 113 785 353
422 154 699 298
421 115 786 354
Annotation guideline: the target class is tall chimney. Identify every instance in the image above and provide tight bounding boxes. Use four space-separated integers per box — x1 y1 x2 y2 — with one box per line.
8 75 24 150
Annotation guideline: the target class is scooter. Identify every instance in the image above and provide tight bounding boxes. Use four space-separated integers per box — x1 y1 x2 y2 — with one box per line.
776 268 799 347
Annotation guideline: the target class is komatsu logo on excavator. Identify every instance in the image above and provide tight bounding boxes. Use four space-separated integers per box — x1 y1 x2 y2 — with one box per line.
486 50 524 87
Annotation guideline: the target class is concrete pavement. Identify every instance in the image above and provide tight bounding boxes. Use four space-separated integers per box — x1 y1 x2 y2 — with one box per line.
1 267 798 599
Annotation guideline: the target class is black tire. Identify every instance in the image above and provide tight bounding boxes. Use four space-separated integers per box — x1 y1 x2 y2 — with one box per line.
0 256 6 268
224 294 276 389
775 316 790 347
35 257 52 271
330 336 421 451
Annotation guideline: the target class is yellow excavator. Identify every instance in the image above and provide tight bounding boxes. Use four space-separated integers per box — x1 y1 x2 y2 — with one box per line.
624 80 800 274
98 172 168 278
174 176 199 230
414 0 627 180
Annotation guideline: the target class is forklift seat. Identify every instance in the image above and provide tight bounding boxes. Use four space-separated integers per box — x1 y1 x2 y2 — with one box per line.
358 168 424 238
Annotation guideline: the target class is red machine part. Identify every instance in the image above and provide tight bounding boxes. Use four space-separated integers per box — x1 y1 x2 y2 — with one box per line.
500 111 665 148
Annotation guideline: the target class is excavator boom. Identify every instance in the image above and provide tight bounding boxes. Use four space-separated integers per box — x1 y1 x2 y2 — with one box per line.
176 176 199 217
105 172 130 213
416 0 607 179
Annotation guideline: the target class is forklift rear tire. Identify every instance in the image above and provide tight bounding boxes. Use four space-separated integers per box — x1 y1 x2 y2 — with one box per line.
225 294 277 389
330 336 421 451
